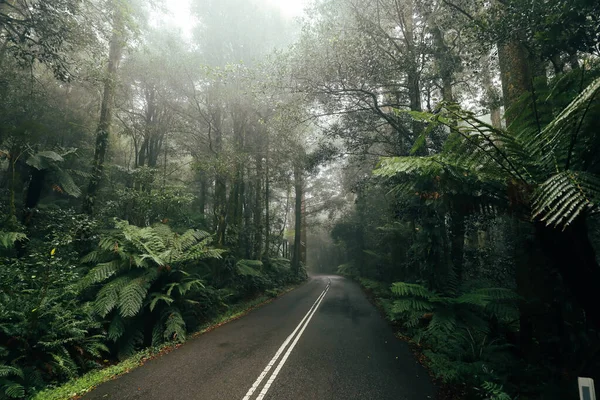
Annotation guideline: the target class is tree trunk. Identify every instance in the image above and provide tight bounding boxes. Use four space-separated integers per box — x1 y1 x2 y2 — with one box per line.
449 211 465 283
497 40 532 126
83 8 124 215
263 132 270 260
198 171 207 216
481 53 503 128
291 164 303 275
253 157 263 259
213 106 227 244
22 168 46 225
243 168 252 258
430 24 453 103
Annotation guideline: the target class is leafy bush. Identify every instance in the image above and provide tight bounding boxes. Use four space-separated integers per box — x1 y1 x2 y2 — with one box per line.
81 220 225 357
0 250 106 399
390 281 518 396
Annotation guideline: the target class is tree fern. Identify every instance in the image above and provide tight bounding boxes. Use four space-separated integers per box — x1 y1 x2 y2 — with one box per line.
378 76 600 230
82 220 223 351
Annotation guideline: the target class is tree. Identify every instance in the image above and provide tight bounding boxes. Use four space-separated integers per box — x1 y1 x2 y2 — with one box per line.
83 0 129 215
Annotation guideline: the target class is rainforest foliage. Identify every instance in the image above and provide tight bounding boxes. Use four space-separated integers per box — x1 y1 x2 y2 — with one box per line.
313 0 600 399
0 0 308 398
1 0 600 399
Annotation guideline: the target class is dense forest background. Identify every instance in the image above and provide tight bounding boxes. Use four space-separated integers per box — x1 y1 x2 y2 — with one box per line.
1 0 600 399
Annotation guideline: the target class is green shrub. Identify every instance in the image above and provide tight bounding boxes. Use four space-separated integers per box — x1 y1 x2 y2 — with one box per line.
81 220 225 357
0 248 106 399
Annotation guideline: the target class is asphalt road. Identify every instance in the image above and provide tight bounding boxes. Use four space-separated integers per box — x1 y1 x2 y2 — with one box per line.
83 275 435 400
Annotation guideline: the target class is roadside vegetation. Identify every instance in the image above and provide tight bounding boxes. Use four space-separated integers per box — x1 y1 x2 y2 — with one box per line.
2 0 600 399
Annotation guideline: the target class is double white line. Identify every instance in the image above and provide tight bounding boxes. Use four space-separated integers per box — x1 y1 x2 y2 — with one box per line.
242 280 331 400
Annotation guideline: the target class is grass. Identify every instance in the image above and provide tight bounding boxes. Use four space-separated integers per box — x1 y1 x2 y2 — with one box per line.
32 284 300 400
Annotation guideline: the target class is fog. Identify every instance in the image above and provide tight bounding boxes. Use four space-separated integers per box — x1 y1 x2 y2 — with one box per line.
2 0 600 397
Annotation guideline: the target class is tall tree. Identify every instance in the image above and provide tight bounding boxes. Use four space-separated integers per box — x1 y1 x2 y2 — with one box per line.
83 1 127 215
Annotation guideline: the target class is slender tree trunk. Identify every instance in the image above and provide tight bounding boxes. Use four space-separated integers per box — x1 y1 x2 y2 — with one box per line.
449 210 465 283
83 8 124 215
213 106 227 244
22 168 46 225
7 149 22 225
481 53 503 128
263 132 270 260
291 164 303 275
430 24 453 103
253 156 263 259
300 191 307 266
243 167 252 258
198 171 207 215
277 184 291 257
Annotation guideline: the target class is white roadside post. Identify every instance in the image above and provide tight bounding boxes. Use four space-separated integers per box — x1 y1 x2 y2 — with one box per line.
579 377 596 400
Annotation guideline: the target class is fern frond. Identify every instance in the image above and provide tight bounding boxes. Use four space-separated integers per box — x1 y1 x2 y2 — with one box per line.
149 294 174 312
2 381 25 399
95 276 129 317
392 298 434 313
428 308 458 334
118 279 149 318
236 259 264 276
87 260 123 284
52 167 82 198
391 282 435 299
532 171 600 228
537 77 600 170
107 315 125 342
163 309 186 343
0 232 27 249
0 365 23 379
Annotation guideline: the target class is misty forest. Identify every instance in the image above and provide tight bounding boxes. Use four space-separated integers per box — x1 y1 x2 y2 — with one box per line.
1 0 600 399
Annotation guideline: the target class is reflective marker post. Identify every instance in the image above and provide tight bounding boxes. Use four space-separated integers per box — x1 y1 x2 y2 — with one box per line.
579 377 596 400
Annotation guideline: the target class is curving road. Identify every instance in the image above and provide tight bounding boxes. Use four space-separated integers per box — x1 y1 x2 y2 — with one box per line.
83 275 435 400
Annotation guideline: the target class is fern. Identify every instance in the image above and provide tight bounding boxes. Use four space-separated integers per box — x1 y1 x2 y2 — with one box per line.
377 76 600 229
532 171 600 227
390 281 518 335
162 308 186 343
391 282 435 299
82 220 222 350
236 259 263 276
0 232 26 249
479 381 513 400
1 381 25 399
118 279 149 318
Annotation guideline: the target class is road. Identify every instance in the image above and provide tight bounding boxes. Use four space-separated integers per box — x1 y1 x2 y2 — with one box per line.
83 275 436 400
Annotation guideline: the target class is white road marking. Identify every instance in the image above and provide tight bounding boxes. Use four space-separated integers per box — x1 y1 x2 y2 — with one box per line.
255 283 330 400
242 281 331 400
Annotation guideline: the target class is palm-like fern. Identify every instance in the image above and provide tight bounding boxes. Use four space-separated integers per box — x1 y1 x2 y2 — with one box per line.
390 282 518 334
82 220 225 355
390 281 517 387
376 75 600 229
